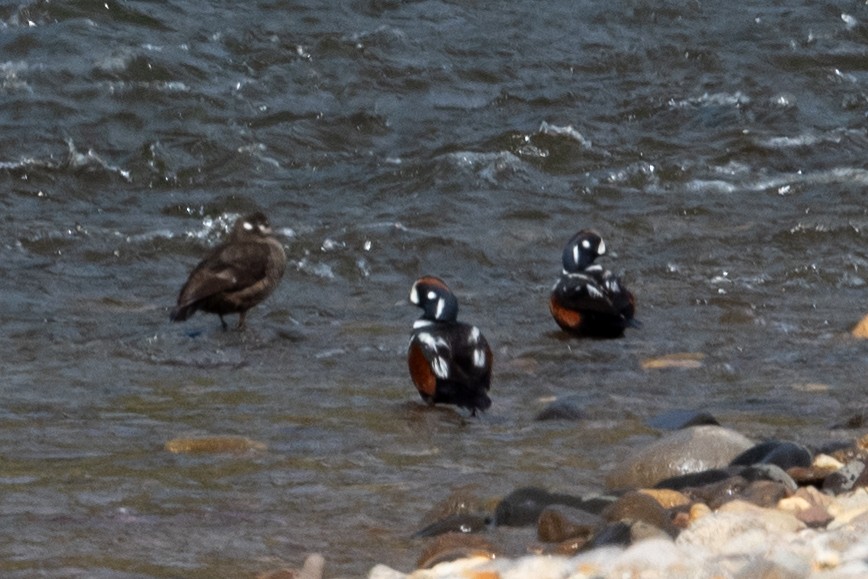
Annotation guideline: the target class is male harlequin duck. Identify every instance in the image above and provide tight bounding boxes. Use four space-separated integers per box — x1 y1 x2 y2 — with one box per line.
549 229 637 338
407 276 493 416
170 212 287 330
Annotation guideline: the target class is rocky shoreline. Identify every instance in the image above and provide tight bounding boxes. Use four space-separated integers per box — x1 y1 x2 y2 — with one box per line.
362 425 868 579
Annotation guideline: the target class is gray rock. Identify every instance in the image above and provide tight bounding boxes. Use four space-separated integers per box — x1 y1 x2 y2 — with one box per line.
605 426 754 490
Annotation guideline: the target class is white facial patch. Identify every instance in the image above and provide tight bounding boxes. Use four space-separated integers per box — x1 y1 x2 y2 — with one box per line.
243 221 254 231
572 244 579 265
598 240 606 255
581 239 591 249
435 298 445 319
409 285 419 304
427 290 437 300
469 326 480 344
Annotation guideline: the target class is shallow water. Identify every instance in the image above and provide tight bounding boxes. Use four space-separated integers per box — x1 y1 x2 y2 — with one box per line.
1 0 867 576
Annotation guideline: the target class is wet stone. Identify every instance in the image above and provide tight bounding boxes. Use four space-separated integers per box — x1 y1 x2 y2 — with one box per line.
655 468 734 491
730 440 813 470
823 460 868 495
851 312 868 338
831 411 866 429
163 435 267 454
584 521 632 550
494 487 612 527
739 464 798 491
795 505 834 528
645 409 720 430
637 488 691 509
605 426 754 490
601 491 679 538
549 536 590 556
536 505 602 543
417 488 488 528
737 480 791 509
683 475 748 510
413 513 490 538
534 395 586 421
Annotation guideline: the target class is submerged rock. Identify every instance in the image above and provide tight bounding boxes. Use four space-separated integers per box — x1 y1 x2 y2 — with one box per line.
164 435 267 454
851 313 868 338
640 352 705 370
605 426 754 490
534 396 586 421
645 409 720 430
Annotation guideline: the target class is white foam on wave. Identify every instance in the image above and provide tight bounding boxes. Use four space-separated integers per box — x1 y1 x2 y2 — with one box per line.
760 128 865 149
65 139 132 182
444 150 526 184
537 121 592 148
668 91 750 109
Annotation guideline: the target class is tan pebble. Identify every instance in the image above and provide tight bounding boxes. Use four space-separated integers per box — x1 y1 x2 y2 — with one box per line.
689 503 711 521
638 488 691 508
795 486 834 509
813 548 841 570
827 487 868 520
858 433 868 451
641 352 705 370
164 435 267 454
814 453 845 470
778 496 812 513
467 572 500 579
851 313 868 338
717 500 805 533
792 382 830 392
827 506 868 528
416 533 495 570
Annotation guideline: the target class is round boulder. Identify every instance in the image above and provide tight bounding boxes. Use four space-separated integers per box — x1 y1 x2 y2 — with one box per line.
605 426 754 490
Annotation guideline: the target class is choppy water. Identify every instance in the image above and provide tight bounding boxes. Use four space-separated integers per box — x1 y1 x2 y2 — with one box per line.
1 0 867 576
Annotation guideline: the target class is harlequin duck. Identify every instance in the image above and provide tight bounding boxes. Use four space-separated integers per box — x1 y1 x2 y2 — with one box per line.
549 229 637 338
170 212 287 330
407 276 493 416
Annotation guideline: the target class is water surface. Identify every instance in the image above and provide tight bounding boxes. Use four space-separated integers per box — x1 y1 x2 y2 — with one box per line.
1 1 866 576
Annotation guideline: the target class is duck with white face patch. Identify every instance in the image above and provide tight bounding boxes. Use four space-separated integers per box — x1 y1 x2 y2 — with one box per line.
549 229 638 339
407 276 493 416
